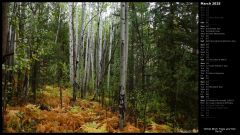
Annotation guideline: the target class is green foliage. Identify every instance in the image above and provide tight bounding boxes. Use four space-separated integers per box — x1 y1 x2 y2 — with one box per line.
125 2 198 130
69 106 81 113
81 121 108 133
7 112 22 131
25 104 41 115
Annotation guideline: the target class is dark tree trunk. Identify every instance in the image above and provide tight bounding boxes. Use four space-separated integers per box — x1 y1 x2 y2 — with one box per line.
16 70 21 104
2 2 8 60
31 61 38 103
23 69 29 102
58 69 63 109
2 5 8 130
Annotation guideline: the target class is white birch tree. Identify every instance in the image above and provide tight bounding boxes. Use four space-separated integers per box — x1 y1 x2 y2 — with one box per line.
69 2 77 101
119 2 128 130
68 2 74 84
78 2 86 98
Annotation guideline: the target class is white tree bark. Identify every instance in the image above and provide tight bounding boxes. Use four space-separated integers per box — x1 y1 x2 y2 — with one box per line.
119 2 128 130
90 3 95 90
78 2 86 97
68 2 74 84
75 3 79 65
107 3 116 104
87 2 94 94
79 2 86 55
83 3 92 98
93 3 101 100
98 6 103 87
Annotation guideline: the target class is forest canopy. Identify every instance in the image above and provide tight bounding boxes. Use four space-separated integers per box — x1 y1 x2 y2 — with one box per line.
2 2 198 133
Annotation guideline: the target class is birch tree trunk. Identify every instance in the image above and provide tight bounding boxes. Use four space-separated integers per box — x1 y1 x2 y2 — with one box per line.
87 2 94 96
75 3 79 58
107 22 113 95
90 3 95 94
98 14 103 88
93 3 100 100
69 2 77 101
119 2 128 130
79 2 86 98
69 2 74 84
74 3 80 99
83 3 91 98
93 2 103 100
72 3 77 101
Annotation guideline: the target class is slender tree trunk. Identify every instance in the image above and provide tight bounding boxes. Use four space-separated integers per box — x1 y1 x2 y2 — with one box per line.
58 68 63 109
2 2 8 118
119 2 128 130
30 4 39 104
94 3 99 99
72 3 77 102
55 3 63 108
55 5 61 44
18 2 25 103
98 15 103 88
75 4 80 98
31 61 38 103
75 3 79 59
93 3 102 101
83 3 91 99
79 2 86 98
107 22 114 103
2 2 8 60
23 69 29 102
143 93 148 132
69 2 74 84
69 2 77 101
90 3 95 94
86 2 94 97
101 28 107 107
124 2 129 112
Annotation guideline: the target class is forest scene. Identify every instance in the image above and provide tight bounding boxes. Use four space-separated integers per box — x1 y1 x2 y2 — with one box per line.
2 2 198 133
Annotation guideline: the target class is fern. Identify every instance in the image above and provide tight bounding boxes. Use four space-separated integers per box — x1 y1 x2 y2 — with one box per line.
69 106 81 113
81 121 108 133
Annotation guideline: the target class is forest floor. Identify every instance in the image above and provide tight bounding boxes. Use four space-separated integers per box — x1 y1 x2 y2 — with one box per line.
3 85 196 133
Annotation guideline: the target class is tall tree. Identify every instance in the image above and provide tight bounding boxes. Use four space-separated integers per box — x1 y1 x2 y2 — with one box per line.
83 3 91 99
55 3 63 109
93 2 103 101
69 2 77 102
30 3 39 103
90 3 95 93
124 2 129 113
69 2 74 84
2 2 8 115
78 2 86 98
119 2 128 130
107 22 114 96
